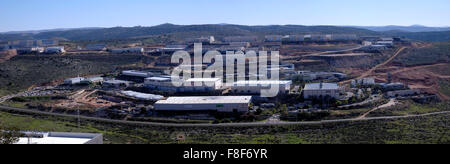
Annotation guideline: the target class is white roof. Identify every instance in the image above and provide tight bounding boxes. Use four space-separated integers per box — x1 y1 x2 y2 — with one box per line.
233 80 292 86
16 137 91 144
155 96 252 104
186 78 221 82
304 83 339 90
14 132 100 144
146 77 171 81
121 91 164 100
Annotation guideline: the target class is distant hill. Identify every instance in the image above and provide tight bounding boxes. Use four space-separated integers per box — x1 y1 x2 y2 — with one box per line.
352 25 450 32
383 31 450 42
1 24 450 42
0 27 104 35
0 24 379 41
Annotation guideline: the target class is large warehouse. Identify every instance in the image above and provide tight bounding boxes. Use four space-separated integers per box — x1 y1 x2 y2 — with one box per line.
154 96 252 113
230 80 292 95
303 83 342 99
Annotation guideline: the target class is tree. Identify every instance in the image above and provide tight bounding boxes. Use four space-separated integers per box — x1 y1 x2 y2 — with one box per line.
0 124 20 144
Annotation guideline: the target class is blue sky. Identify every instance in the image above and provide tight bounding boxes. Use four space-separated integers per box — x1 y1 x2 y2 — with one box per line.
1 0 450 32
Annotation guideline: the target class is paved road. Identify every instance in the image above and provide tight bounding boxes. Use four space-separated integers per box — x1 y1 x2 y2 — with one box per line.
1 105 448 127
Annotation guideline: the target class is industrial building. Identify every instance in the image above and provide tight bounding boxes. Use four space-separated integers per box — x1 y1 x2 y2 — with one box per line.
144 76 176 91
8 40 58 49
84 44 107 51
352 77 376 86
154 96 252 113
375 41 394 47
293 71 347 81
122 70 155 78
144 77 223 92
303 83 342 99
15 132 103 144
44 46 66 54
64 77 85 85
230 80 292 95
81 77 104 84
120 90 164 101
16 47 44 54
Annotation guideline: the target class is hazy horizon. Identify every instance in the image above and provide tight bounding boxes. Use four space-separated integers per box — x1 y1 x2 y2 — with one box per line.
1 0 450 32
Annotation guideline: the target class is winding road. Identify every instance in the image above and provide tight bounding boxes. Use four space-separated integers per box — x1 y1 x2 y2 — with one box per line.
0 105 448 127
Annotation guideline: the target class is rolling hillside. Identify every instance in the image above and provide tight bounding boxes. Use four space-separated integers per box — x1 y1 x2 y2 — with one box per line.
0 24 379 41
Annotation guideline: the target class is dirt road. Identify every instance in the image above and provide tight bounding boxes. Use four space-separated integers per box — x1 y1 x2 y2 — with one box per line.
357 98 398 119
340 47 406 85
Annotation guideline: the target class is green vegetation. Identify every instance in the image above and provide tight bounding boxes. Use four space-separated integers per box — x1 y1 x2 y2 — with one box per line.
369 101 450 117
0 110 448 144
439 81 450 97
395 42 450 66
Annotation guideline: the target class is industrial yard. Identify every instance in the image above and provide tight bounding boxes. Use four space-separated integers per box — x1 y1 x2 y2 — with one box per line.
1 33 447 126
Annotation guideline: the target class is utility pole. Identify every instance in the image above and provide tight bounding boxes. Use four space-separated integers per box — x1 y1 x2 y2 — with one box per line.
77 109 80 132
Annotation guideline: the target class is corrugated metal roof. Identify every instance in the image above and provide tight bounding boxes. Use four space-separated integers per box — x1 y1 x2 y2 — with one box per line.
304 83 339 90
155 96 252 104
233 80 292 86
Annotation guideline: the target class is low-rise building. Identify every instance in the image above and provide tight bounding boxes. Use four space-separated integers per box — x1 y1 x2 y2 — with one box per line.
85 44 107 51
44 46 66 54
81 77 104 84
122 70 154 78
352 77 376 86
15 132 103 144
154 96 252 113
144 76 175 91
64 77 85 85
120 90 164 101
303 83 342 99
230 80 292 95
16 47 44 54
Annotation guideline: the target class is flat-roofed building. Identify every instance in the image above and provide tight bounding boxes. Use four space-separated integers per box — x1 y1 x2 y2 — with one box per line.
15 132 103 144
85 44 107 51
64 77 85 85
144 76 176 91
81 77 104 84
230 80 292 95
352 77 376 86
154 96 252 113
122 70 154 78
303 83 342 99
183 78 223 92
44 46 65 54
145 77 223 92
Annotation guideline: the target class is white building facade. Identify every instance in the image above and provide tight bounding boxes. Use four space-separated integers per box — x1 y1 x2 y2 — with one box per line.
154 96 252 113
